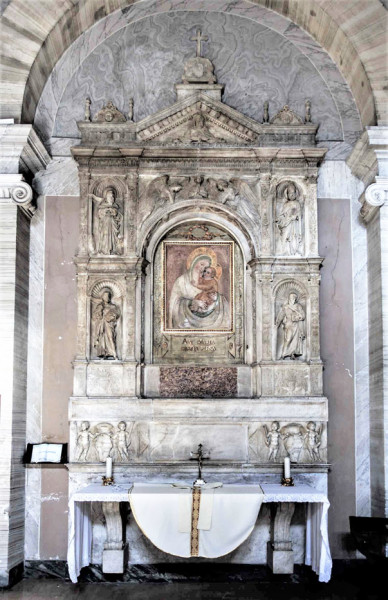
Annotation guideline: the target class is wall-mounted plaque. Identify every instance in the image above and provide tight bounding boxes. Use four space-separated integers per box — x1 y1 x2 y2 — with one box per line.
162 241 234 334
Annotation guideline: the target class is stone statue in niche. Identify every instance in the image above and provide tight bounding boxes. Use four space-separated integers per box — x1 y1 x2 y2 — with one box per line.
263 421 281 461
93 289 121 359
304 421 321 461
76 421 94 461
275 182 303 256
276 292 305 359
91 188 123 255
114 421 131 461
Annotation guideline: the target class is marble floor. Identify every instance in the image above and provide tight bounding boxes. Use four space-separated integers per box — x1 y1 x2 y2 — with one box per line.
0 561 386 600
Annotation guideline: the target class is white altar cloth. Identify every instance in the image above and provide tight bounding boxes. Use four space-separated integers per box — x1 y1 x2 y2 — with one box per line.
67 482 331 584
67 484 132 583
129 483 264 559
261 484 332 583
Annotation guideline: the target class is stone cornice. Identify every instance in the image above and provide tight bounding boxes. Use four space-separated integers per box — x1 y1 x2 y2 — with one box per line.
0 123 50 177
0 174 35 218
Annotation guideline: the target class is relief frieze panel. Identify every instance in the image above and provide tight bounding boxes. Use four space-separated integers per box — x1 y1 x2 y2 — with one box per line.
249 421 327 464
74 420 149 463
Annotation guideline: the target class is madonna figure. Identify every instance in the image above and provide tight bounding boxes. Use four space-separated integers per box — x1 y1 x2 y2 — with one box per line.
168 247 230 330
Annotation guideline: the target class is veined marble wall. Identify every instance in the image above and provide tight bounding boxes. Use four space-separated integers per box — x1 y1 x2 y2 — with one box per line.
34 3 361 160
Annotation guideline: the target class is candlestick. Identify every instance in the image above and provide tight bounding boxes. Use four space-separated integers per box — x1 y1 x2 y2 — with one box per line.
281 456 294 486
106 457 113 478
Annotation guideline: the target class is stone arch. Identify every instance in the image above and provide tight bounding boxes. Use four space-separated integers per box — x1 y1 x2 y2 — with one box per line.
142 208 254 366
142 202 258 265
0 0 382 128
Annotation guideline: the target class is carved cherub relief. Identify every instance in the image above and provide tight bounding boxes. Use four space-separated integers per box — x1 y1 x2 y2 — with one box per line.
249 421 324 464
74 421 149 462
304 421 321 461
143 176 260 233
263 421 281 461
76 421 94 461
114 421 131 461
275 182 304 256
91 187 123 255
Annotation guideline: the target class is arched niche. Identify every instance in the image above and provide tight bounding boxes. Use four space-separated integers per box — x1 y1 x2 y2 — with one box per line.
142 211 256 370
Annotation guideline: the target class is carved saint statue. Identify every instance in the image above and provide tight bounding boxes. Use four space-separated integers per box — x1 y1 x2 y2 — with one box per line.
304 421 321 461
93 290 121 359
263 421 281 461
115 421 131 461
276 292 305 359
76 421 94 461
276 183 302 255
92 188 123 255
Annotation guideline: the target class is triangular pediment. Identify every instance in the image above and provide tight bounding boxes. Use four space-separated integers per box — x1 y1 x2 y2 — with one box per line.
136 93 261 145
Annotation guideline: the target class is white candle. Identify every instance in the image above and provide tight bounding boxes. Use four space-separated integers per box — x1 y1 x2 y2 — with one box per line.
106 457 113 478
284 457 291 479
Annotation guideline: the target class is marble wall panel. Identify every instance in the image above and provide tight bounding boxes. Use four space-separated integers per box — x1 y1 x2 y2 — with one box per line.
159 366 237 398
39 196 78 559
25 197 45 560
318 195 356 559
148 423 247 461
318 161 371 519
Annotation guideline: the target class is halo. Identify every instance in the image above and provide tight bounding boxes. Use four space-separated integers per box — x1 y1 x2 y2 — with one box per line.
186 246 217 271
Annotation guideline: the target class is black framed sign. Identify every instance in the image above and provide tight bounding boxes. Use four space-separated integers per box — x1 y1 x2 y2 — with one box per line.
24 443 68 464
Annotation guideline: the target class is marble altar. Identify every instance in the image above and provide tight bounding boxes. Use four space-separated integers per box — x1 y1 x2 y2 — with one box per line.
67 33 329 569
68 483 331 583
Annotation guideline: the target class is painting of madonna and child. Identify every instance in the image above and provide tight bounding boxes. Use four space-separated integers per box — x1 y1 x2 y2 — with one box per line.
163 242 234 333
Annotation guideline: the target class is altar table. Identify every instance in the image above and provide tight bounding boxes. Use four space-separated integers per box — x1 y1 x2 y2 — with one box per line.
67 482 332 584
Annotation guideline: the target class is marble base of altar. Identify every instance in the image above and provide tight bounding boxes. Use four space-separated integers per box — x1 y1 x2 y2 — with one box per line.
67 482 331 583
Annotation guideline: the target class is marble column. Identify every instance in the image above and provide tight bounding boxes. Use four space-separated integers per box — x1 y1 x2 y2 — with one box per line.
0 123 49 586
359 127 388 525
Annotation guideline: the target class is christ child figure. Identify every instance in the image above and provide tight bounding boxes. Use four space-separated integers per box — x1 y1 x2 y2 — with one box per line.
76 421 94 461
115 421 131 461
190 266 218 315
304 421 321 461
264 421 281 461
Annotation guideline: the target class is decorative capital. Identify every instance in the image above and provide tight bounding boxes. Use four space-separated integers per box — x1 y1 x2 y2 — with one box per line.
0 174 35 217
360 176 388 223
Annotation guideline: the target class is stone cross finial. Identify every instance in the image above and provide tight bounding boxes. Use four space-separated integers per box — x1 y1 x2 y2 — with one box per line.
190 29 208 57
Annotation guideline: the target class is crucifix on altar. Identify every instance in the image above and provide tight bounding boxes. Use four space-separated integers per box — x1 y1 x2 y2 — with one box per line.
190 29 208 57
190 443 210 486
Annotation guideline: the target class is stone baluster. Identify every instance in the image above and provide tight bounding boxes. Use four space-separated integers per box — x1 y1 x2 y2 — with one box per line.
267 502 296 574
102 502 127 574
